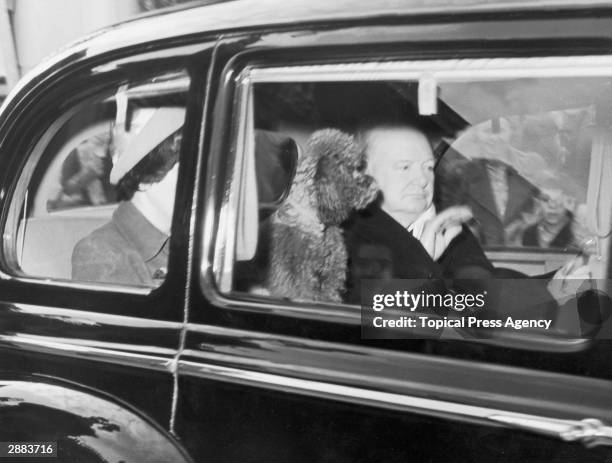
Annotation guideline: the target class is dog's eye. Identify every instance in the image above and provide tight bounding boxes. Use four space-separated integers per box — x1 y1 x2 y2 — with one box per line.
355 159 367 172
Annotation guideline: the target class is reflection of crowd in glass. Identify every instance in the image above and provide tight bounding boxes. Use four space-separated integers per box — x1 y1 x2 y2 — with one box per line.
47 133 116 211
437 110 594 252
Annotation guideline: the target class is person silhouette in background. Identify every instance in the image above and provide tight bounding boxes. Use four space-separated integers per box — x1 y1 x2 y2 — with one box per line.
522 173 578 250
48 133 115 211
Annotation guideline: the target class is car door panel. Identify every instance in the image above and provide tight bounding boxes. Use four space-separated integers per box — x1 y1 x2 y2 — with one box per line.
180 15 612 463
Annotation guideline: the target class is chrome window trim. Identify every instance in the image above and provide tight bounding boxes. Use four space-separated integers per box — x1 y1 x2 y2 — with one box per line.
0 275 154 295
213 72 251 293
0 334 175 373
199 289 362 325
247 55 612 83
11 303 184 329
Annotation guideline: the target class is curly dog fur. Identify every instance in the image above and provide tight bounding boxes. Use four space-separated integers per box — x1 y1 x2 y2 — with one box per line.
267 128 377 302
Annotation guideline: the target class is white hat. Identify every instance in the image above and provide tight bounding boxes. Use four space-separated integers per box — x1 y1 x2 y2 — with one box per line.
110 106 185 184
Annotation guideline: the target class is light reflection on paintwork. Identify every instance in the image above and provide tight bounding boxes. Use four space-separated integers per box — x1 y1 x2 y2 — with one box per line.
9 303 182 330
0 380 191 463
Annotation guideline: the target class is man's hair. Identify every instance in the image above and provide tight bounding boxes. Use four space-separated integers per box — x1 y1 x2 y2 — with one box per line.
356 120 435 150
116 130 181 201
355 122 435 176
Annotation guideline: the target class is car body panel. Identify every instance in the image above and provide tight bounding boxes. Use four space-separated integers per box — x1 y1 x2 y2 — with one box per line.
0 302 181 427
180 325 612 424
181 13 612 461
0 374 193 463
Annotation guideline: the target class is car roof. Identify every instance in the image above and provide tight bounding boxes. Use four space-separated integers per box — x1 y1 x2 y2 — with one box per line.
23 0 612 65
82 0 612 53
2 0 612 118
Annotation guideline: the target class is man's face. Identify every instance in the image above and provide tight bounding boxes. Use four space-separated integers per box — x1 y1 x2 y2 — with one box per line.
366 127 435 217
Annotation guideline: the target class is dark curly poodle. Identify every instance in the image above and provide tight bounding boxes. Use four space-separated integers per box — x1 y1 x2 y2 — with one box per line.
267 128 378 302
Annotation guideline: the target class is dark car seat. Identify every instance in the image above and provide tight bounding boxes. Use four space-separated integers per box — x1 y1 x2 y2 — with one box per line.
233 130 299 292
255 130 299 220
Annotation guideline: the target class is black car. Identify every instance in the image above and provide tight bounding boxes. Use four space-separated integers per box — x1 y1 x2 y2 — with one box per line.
0 0 612 461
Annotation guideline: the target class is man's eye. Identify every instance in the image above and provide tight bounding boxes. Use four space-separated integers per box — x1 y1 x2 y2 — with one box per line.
423 162 435 172
395 162 411 170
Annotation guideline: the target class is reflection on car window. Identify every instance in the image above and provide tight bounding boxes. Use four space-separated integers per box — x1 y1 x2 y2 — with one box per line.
11 70 190 287
47 131 116 211
438 112 593 253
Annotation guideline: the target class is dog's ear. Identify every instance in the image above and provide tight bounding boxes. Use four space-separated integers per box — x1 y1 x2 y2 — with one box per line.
308 129 360 225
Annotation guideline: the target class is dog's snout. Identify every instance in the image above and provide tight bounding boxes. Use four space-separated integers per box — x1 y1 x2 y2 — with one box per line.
350 172 379 209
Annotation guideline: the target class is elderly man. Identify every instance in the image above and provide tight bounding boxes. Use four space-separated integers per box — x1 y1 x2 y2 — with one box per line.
344 124 589 306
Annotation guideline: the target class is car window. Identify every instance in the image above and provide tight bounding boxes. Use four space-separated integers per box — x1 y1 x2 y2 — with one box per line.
211 57 612 377
6 69 190 288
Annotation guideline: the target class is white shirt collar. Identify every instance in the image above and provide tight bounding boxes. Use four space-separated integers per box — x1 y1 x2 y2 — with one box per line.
407 205 436 240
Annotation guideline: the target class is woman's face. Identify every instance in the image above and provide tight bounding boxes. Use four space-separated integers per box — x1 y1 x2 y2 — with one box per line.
539 187 571 225
140 163 179 234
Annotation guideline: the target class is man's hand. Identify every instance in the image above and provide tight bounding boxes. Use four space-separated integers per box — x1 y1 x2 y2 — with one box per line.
421 206 473 260
547 255 591 304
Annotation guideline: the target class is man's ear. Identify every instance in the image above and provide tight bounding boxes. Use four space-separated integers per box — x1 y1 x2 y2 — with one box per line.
364 144 378 179
365 159 375 177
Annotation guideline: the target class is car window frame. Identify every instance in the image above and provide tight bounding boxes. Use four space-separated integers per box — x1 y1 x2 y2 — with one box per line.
0 61 198 299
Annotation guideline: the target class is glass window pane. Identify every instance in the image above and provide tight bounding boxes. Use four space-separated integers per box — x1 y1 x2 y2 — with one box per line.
12 69 190 288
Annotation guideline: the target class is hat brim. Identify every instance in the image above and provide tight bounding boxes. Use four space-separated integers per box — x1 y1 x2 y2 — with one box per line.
110 107 185 184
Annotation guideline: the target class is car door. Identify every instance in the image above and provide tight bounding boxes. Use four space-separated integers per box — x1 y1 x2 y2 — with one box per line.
177 9 612 463
0 37 215 461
